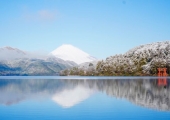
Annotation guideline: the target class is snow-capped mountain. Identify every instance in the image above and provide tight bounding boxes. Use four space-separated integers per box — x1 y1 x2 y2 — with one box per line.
51 44 97 64
0 46 77 75
0 46 27 60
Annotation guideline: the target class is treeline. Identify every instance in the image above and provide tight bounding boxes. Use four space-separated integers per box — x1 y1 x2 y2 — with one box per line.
60 63 96 76
60 41 170 76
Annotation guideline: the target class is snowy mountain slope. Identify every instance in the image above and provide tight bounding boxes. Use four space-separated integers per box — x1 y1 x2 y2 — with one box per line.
96 41 170 76
0 57 77 76
125 41 170 58
51 44 97 64
0 46 27 60
78 60 98 70
0 46 78 75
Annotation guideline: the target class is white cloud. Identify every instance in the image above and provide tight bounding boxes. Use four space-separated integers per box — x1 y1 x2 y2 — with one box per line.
23 8 58 22
37 10 56 21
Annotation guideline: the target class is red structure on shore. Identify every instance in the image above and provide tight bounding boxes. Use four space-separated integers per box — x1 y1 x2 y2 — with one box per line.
157 68 167 76
157 68 167 86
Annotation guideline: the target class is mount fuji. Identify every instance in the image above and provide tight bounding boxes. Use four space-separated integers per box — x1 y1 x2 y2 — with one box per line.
0 45 97 75
51 44 97 64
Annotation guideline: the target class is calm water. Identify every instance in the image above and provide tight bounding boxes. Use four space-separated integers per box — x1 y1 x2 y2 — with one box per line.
0 76 170 120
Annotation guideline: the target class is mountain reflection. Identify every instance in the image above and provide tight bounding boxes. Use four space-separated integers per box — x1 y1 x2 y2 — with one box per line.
0 78 169 111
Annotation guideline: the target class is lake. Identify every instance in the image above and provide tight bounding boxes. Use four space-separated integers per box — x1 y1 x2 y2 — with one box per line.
0 76 170 120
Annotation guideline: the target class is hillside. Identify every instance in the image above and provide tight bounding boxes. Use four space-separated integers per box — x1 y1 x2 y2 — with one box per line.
61 41 170 76
0 57 77 76
0 46 77 76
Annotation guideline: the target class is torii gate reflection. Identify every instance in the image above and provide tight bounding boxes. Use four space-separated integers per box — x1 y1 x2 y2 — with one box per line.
157 78 167 86
157 68 167 87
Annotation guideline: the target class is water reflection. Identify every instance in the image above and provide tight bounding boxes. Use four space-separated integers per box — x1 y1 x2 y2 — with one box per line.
52 85 94 108
0 78 169 111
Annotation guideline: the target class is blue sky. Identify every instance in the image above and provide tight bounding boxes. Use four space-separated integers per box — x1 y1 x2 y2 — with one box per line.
0 0 170 59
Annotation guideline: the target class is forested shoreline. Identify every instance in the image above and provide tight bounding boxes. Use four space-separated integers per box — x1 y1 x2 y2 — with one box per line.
60 41 170 76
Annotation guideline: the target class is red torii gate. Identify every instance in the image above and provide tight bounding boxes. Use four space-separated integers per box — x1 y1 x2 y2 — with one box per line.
157 68 167 77
157 68 167 86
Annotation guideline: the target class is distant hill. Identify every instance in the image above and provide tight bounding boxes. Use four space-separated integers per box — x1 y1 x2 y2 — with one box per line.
0 46 27 60
61 41 170 76
0 46 77 76
0 57 77 76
